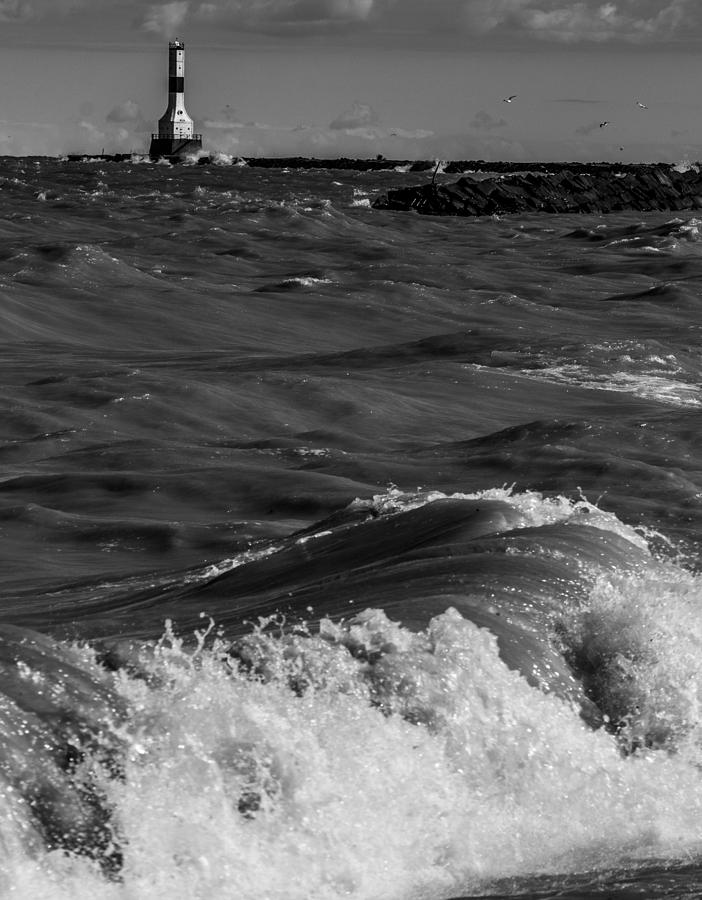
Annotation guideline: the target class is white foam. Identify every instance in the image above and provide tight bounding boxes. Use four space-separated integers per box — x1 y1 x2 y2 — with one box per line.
517 363 701 409
349 486 648 549
8 600 702 898
280 276 333 287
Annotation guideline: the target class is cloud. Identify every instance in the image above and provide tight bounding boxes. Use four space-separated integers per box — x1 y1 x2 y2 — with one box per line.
142 0 188 36
469 109 507 131
0 0 33 21
196 0 374 27
458 0 530 34
0 111 149 156
0 107 697 164
329 100 379 130
15 0 376 34
197 107 434 159
106 99 141 123
3 0 698 46
368 0 697 44
76 119 137 152
509 0 694 43
142 0 377 34
106 99 151 132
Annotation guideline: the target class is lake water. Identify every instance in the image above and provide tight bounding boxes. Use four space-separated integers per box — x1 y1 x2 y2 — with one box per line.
1 156 702 898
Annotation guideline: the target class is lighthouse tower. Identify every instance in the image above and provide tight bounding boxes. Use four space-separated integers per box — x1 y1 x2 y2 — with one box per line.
149 40 202 160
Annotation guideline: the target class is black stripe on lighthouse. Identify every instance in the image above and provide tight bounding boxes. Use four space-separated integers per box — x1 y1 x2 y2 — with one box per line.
169 76 184 94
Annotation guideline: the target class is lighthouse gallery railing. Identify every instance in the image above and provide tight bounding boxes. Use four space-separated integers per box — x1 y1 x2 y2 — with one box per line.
151 133 202 141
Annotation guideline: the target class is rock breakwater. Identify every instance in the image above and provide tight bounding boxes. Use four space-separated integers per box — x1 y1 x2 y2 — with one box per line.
372 165 702 216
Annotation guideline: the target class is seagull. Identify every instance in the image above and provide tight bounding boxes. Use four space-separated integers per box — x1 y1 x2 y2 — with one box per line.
599 121 610 128
503 95 517 103
635 100 648 109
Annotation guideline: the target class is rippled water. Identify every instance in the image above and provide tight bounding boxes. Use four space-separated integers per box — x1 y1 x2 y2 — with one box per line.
1 156 702 898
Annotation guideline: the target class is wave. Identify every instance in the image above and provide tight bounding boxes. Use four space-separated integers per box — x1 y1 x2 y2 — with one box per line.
4 160 702 897
2 489 702 896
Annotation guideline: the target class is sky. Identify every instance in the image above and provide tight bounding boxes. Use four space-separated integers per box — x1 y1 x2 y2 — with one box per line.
1 0 701 162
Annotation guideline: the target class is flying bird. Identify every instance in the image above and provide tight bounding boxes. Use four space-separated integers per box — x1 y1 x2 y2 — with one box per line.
635 100 648 109
503 95 517 103
599 121 610 128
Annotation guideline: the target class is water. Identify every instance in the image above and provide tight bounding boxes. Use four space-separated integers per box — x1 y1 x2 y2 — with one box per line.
1 155 702 898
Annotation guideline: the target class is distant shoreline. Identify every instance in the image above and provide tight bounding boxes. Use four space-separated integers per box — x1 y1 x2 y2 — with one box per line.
57 154 693 175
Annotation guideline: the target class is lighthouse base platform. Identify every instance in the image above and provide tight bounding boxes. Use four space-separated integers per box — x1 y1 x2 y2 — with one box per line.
149 135 203 161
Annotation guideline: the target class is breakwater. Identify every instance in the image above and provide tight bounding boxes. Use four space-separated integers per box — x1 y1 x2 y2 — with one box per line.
60 153 702 216
372 164 702 216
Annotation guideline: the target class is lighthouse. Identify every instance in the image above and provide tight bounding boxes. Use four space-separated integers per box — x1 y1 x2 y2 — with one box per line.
149 40 202 160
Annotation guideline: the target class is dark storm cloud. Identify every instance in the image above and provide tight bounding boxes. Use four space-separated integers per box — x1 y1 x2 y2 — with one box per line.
189 0 374 33
11 0 700 44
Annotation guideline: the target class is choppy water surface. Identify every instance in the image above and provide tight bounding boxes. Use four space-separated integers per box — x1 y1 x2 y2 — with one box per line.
1 156 702 898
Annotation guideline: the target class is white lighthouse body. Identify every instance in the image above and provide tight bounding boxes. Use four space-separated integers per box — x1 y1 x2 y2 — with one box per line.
149 40 202 160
